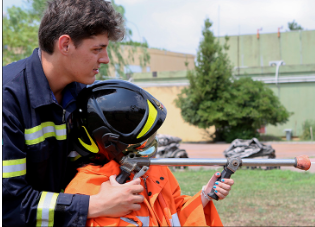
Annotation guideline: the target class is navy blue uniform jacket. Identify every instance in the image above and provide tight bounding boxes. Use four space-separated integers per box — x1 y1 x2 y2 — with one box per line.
3 48 89 226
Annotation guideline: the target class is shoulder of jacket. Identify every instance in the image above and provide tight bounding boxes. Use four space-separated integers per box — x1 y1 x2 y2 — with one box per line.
149 165 171 177
3 58 28 86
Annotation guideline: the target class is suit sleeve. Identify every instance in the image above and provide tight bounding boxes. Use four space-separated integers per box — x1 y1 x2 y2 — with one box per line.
2 96 89 227
166 168 223 227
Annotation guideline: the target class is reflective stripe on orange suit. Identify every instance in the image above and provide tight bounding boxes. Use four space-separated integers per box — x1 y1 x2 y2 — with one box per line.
65 160 223 226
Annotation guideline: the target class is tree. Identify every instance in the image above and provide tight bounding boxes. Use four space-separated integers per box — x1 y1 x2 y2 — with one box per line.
3 0 150 80
288 20 303 31
175 18 233 141
3 6 39 64
175 18 291 142
221 77 291 142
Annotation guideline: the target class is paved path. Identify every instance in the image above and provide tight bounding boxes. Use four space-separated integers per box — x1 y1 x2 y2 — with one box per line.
180 142 315 172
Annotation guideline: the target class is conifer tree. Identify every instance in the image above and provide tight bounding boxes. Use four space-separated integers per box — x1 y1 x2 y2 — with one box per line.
175 18 291 142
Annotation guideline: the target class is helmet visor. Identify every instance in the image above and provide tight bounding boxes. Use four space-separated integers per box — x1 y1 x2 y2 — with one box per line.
124 132 158 158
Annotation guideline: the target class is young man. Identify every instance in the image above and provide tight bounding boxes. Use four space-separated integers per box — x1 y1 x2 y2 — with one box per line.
3 0 144 226
64 80 234 226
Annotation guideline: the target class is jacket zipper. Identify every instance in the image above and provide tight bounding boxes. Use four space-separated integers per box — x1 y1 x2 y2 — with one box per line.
62 109 66 123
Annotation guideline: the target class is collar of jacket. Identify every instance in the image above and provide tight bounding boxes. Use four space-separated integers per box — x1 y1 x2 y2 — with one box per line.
25 48 83 109
143 166 169 206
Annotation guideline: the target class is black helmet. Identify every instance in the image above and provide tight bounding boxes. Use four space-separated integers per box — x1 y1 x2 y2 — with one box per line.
69 80 167 164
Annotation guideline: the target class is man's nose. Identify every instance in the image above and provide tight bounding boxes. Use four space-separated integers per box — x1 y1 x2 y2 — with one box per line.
99 52 110 64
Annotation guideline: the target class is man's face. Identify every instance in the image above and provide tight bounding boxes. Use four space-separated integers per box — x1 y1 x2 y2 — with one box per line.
67 33 110 85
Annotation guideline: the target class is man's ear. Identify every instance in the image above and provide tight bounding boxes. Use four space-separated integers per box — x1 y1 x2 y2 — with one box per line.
58 35 73 55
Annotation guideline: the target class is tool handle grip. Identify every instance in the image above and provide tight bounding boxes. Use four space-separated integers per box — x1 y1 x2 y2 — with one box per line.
208 168 234 201
116 167 131 184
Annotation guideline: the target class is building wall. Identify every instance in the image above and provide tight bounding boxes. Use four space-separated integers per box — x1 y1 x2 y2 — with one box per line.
146 48 195 72
142 86 215 142
216 30 315 137
266 82 315 137
107 46 195 77
217 30 315 68
134 70 315 139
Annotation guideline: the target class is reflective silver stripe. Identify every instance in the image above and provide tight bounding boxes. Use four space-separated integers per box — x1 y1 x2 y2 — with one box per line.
120 217 139 226
2 158 26 178
171 213 181 227
36 192 59 227
3 163 25 173
137 216 150 226
25 125 62 140
25 122 66 145
68 150 80 158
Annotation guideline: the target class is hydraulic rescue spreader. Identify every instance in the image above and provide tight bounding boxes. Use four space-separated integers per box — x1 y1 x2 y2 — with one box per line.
116 155 312 200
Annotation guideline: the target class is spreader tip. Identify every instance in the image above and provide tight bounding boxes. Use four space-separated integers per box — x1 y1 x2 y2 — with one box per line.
295 155 311 171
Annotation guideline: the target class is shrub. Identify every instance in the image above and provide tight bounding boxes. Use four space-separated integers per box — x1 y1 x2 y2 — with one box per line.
301 120 315 140
259 134 282 142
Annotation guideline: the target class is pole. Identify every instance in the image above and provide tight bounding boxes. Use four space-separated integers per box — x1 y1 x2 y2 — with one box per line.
117 155 312 185
150 158 296 167
122 155 311 171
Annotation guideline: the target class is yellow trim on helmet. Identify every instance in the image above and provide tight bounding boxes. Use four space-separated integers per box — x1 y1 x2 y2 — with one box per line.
78 126 99 153
137 100 158 139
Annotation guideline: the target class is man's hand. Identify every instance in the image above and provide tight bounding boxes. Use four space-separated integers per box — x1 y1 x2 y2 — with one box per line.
201 171 234 207
88 175 144 218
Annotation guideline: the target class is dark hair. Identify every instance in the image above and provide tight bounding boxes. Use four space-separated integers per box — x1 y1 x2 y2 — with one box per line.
38 0 125 54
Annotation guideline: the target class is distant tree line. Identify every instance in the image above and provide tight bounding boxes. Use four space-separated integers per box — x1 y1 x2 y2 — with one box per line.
288 20 303 31
3 0 150 79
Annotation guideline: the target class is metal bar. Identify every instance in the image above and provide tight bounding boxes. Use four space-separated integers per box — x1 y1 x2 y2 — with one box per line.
149 158 296 167
150 158 228 166
241 158 295 167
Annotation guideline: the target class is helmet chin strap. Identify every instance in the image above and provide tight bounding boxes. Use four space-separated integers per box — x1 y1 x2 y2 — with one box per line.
92 126 128 163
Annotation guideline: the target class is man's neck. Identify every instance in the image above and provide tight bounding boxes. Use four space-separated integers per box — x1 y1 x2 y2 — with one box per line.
41 50 71 104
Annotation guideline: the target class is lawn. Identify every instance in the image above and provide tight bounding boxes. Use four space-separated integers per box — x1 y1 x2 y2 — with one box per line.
173 167 315 226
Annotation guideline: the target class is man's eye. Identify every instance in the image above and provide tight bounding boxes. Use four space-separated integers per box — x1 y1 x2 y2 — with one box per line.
95 48 102 52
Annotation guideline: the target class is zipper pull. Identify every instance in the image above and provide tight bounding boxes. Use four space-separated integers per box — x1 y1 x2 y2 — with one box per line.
62 109 66 123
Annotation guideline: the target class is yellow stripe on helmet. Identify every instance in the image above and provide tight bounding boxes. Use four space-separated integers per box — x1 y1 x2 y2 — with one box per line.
137 100 158 139
78 126 99 153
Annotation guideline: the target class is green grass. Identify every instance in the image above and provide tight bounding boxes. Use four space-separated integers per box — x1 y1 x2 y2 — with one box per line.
173 168 315 226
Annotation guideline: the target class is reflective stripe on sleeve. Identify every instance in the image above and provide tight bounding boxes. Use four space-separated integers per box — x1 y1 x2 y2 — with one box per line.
137 216 150 226
25 122 66 145
120 217 139 226
120 216 150 226
171 213 181 226
3 158 26 178
36 192 59 227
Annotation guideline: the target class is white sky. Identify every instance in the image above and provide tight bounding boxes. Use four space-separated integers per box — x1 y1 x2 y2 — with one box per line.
3 0 315 55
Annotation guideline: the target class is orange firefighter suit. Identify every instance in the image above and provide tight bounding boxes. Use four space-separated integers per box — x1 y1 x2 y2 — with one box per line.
65 160 223 226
